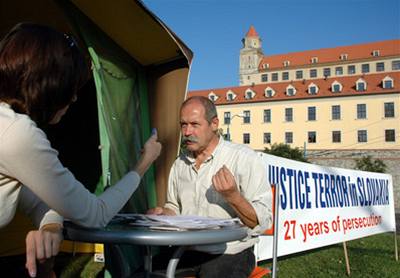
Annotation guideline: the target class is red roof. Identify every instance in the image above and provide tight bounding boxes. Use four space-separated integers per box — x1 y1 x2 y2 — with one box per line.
189 72 400 105
259 40 400 70
246 25 259 37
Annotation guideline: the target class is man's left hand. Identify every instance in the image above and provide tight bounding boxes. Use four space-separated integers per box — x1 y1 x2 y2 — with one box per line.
212 165 241 202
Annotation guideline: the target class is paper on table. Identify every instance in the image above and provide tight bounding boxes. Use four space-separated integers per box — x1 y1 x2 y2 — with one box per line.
113 214 241 231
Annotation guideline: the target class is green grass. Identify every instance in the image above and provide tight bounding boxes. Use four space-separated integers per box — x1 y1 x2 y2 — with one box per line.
57 233 399 277
260 233 400 277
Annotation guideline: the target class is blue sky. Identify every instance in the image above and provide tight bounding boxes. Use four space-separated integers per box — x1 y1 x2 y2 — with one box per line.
142 0 400 91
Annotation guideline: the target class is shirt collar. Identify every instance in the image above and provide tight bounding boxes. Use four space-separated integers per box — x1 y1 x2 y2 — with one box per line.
0 102 10 108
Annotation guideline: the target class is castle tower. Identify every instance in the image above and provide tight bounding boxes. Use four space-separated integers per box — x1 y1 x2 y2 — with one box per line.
239 25 263 85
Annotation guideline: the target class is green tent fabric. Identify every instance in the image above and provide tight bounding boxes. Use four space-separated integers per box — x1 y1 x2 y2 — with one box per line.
59 1 157 273
61 0 157 213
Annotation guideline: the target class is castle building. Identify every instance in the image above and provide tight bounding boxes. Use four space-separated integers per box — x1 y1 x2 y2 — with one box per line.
189 26 400 208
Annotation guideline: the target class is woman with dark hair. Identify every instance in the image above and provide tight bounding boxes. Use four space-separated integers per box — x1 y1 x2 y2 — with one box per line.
0 23 162 277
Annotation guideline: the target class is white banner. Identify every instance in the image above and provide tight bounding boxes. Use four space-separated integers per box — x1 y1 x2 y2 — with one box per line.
256 153 396 261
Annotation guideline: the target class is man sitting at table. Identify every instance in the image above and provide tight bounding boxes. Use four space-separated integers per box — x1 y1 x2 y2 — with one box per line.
148 96 272 278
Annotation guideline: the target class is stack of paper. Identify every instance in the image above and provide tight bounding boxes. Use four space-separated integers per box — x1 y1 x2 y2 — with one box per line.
113 214 241 231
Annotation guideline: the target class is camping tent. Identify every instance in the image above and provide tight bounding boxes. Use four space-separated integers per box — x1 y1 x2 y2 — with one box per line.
0 0 192 275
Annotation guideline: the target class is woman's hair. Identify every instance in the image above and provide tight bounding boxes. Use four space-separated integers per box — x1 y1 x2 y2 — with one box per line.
0 22 89 126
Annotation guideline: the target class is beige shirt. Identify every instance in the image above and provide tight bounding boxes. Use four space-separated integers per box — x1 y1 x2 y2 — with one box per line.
165 136 272 254
0 102 141 229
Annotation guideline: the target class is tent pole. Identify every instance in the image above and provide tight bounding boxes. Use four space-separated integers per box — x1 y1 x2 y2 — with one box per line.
342 241 351 276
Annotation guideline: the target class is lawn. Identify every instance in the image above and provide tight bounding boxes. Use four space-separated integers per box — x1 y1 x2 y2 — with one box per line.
57 233 399 277
261 233 400 277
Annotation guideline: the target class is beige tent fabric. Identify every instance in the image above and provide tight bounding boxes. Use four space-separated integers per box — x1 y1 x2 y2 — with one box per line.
72 0 193 66
148 67 191 204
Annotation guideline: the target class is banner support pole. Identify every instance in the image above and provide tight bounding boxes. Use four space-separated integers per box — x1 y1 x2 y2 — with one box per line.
272 183 279 278
394 231 398 261
342 241 351 276
393 207 398 261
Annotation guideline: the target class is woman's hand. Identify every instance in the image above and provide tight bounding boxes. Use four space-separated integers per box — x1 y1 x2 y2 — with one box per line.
134 129 162 177
25 224 63 277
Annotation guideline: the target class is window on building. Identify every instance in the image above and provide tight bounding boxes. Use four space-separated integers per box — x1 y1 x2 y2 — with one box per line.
356 81 366 91
357 104 367 119
243 110 251 123
358 130 368 143
310 69 317 78
285 108 293 122
332 84 341 93
282 71 289 80
311 57 318 63
376 62 385 72
332 131 341 143
272 73 278 81
245 91 253 99
392 60 400 70
308 106 316 121
384 102 395 118
384 79 393 89
335 67 343 75
372 50 380 57
209 95 215 101
296 70 303 79
224 112 231 125
361 64 370 73
332 105 341 120
265 89 274 97
263 109 271 123
385 129 396 142
308 131 316 143
261 74 268 82
283 60 290 67
309 85 317 95
331 81 342 93
340 54 348 60
348 65 356 74
286 86 296 96
227 93 234 101
323 68 331 77
264 132 271 144
285 132 293 144
243 133 250 144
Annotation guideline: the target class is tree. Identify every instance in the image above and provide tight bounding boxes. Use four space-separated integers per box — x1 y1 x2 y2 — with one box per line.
263 143 308 162
354 155 387 173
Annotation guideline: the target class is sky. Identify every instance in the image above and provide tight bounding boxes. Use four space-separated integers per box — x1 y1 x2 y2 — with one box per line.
142 0 400 91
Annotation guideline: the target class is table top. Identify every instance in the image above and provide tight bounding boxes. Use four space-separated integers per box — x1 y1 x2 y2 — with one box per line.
63 220 248 246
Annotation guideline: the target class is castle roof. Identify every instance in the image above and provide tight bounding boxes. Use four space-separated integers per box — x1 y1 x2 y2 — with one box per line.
259 39 400 70
246 25 259 37
189 72 400 105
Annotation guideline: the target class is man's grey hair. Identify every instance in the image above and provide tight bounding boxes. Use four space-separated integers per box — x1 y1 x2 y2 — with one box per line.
181 96 218 123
